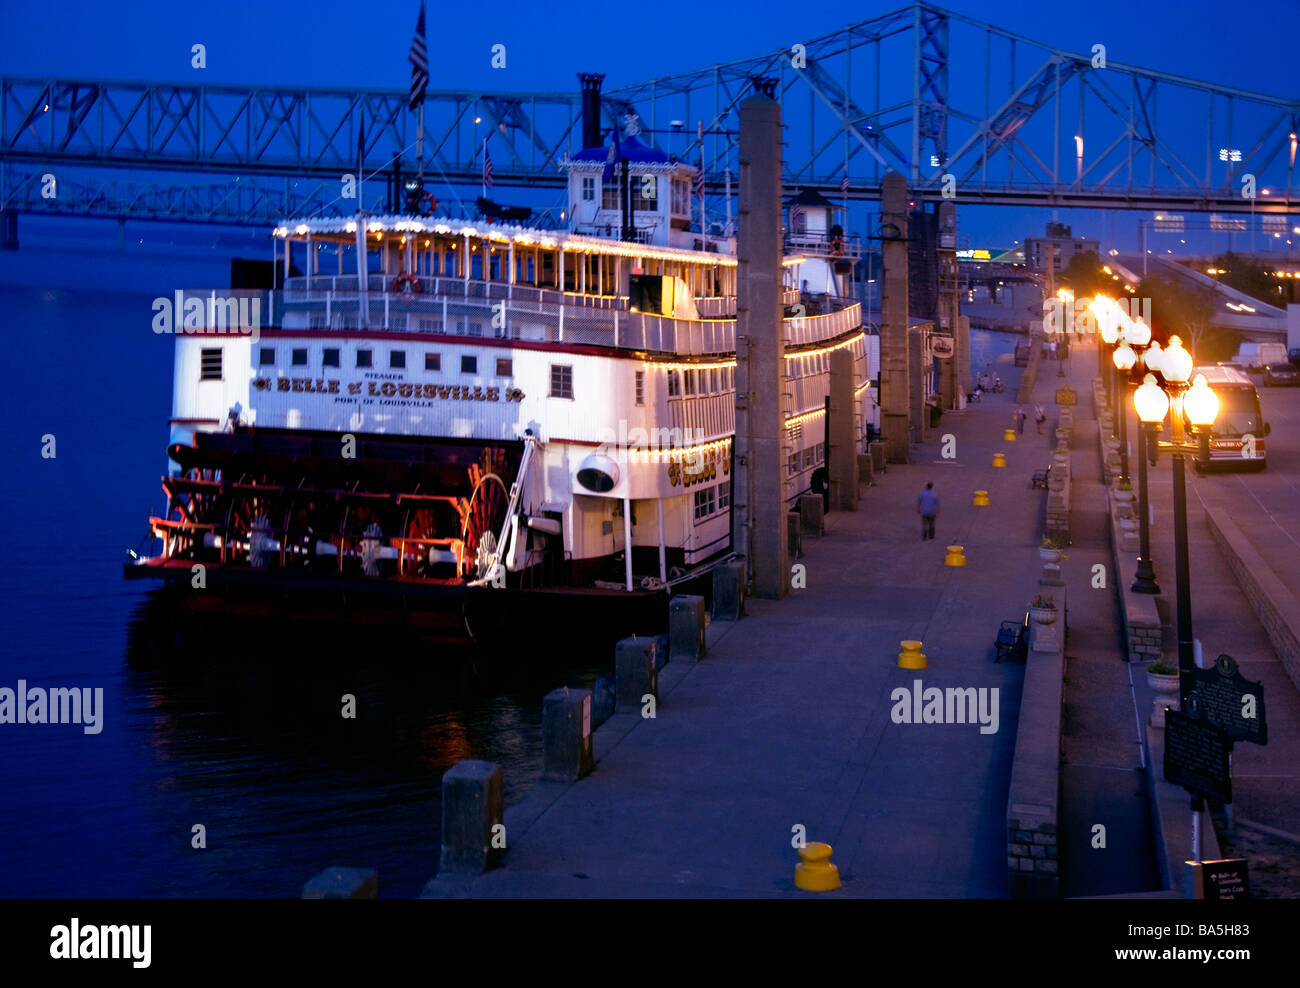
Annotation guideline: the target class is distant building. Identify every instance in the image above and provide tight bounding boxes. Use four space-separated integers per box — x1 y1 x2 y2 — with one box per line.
1023 222 1097 273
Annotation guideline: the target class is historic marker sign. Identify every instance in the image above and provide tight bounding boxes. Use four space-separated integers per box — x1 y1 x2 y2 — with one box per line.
1054 387 1077 406
1164 708 1232 803
1189 653 1267 745
1187 858 1250 900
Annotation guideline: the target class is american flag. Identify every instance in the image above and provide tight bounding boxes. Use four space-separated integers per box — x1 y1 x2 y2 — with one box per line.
789 202 803 231
482 142 494 189
694 159 705 202
841 174 850 196
408 2 428 112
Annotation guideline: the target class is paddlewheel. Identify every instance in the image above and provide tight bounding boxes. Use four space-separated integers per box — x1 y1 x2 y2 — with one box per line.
458 449 511 580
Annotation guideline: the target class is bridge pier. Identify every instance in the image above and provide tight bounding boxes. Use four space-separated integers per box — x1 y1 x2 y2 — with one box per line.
1 209 17 251
879 172 911 464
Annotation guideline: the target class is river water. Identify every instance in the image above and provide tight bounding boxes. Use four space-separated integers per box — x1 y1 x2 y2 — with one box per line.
0 224 603 898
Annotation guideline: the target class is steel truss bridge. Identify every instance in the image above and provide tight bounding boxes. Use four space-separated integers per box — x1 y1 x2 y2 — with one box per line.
3 1 1298 226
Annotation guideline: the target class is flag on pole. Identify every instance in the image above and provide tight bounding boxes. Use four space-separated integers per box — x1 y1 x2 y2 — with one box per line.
694 159 705 202
789 202 803 232
482 141 494 190
841 174 850 196
357 115 365 186
408 2 428 112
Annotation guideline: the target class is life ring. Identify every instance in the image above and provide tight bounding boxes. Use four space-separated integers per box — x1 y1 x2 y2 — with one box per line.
392 272 422 294
830 235 845 257
418 191 436 217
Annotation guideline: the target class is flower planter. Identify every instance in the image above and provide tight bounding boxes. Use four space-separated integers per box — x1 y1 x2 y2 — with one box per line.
1039 547 1062 564
1147 668 1180 728
1029 606 1058 625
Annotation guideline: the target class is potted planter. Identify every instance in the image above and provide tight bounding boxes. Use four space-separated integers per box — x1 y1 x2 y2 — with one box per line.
1039 537 1067 564
1146 662 1180 727
1028 595 1058 625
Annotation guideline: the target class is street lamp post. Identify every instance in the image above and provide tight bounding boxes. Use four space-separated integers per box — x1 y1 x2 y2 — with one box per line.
1113 342 1135 485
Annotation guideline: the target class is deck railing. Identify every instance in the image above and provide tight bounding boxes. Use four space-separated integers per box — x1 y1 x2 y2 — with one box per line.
270 285 859 356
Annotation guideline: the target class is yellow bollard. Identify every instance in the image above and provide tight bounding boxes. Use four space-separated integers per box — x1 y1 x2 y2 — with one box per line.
1004 428 1017 442
992 452 1006 468
794 841 841 891
973 490 990 506
944 545 967 567
898 639 927 669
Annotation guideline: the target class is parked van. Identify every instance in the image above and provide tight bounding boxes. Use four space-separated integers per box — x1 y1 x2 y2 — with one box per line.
1232 342 1287 371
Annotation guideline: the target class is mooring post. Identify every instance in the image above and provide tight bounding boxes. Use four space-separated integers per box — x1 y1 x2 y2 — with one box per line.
615 635 659 710
438 760 504 876
542 688 595 782
668 594 706 662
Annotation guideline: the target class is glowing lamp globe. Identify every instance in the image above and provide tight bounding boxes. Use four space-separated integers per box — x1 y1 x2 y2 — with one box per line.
1125 317 1152 348
1134 374 1169 423
1162 336 1193 384
1143 340 1164 374
1090 297 1121 344
1113 343 1137 370
1184 374 1219 427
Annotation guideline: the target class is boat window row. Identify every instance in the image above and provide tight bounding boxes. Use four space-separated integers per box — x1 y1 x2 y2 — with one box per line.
787 443 826 477
693 480 732 524
666 366 735 398
254 346 513 379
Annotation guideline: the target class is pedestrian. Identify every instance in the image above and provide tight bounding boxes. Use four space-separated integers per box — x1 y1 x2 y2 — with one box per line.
1015 405 1027 435
1034 402 1046 434
917 482 939 542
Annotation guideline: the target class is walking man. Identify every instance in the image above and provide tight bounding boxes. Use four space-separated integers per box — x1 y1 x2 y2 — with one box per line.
1034 402 1046 434
1015 405 1027 435
917 482 939 541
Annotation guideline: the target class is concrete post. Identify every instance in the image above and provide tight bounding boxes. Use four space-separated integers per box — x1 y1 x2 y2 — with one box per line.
439 760 504 876
798 493 824 536
712 560 746 621
956 314 971 402
616 635 659 708
787 510 802 557
829 348 859 510
667 595 706 661
542 687 594 782
879 172 911 463
734 96 788 599
302 867 377 899
908 327 926 445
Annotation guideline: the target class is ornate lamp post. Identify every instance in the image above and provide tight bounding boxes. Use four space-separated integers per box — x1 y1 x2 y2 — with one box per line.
1133 374 1166 595
1134 338 1219 704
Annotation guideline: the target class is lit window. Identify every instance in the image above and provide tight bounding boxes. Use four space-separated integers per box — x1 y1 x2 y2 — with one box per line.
390 350 406 369
635 370 645 405
550 364 574 399
200 348 222 381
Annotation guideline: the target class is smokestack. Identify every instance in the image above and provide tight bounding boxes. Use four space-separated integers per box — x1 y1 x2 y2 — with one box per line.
578 73 605 151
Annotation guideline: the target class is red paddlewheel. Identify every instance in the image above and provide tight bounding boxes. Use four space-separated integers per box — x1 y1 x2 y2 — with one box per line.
461 474 508 576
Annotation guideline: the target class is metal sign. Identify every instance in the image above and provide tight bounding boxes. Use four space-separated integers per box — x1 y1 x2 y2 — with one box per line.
1153 213 1184 232
1054 387 1077 406
930 335 955 358
1210 213 1248 232
1187 858 1250 900
1189 653 1267 745
1164 708 1232 803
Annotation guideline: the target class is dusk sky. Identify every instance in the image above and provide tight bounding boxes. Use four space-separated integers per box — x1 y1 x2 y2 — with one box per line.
3 0 1296 250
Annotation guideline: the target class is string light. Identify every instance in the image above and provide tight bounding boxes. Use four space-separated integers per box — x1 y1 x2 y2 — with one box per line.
628 437 733 459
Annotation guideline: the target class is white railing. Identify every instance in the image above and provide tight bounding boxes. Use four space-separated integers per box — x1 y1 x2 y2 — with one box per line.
272 289 860 356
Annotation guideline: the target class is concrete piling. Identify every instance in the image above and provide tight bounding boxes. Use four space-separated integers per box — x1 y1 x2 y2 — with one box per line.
798 493 824 537
712 560 746 621
302 867 377 899
542 687 595 782
439 760 505 876
667 595 706 662
616 634 659 708
787 510 802 558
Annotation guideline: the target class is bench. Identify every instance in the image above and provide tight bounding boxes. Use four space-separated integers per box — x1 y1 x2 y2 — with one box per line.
994 613 1029 663
1030 463 1052 489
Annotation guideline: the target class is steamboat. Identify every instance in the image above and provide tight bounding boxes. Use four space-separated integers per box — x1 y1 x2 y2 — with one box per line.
124 91 876 644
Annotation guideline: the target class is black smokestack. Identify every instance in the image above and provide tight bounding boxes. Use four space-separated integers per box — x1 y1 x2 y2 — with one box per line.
578 73 605 151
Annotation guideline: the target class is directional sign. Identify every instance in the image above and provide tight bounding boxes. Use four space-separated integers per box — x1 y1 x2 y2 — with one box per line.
1153 213 1185 232
1189 653 1267 745
1164 708 1232 803
1187 859 1250 901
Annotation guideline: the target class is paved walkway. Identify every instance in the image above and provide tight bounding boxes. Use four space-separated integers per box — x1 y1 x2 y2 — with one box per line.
427 352 1062 898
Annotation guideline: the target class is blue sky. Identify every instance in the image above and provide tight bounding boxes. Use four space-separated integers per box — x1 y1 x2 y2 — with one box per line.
3 0 1297 251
